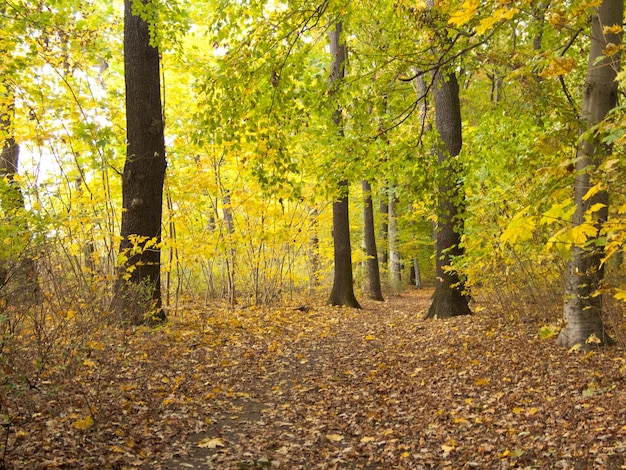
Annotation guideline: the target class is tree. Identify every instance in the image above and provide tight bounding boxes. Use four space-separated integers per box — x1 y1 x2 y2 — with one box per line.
111 0 167 324
362 180 384 301
388 185 402 289
426 70 472 319
557 0 622 347
327 22 360 309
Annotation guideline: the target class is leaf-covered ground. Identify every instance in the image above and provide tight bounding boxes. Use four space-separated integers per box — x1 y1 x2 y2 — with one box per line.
3 289 626 469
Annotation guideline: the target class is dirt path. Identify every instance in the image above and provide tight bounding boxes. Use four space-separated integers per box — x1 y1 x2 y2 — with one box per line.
160 292 430 469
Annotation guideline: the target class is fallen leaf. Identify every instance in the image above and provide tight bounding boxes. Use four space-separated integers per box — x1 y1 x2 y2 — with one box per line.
72 415 94 430
198 437 226 449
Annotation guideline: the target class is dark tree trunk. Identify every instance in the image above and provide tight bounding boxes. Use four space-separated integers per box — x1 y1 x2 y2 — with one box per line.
112 0 167 325
327 22 360 309
557 0 622 347
329 181 361 308
426 71 471 319
362 180 384 301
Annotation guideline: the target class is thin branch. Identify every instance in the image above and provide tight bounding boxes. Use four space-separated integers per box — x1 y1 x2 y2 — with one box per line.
399 30 496 82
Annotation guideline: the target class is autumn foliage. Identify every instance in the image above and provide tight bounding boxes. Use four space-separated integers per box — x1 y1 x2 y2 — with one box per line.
1 0 626 467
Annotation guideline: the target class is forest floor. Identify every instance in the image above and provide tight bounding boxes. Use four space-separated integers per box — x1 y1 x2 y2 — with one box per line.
3 288 626 469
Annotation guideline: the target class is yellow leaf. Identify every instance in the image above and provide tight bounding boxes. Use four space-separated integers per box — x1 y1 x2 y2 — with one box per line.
198 437 226 449
586 333 602 344
448 0 480 27
603 43 622 57
83 359 96 368
475 7 518 35
72 415 94 430
365 334 376 341
614 288 626 301
603 24 623 35
87 340 104 351
538 57 577 78
360 436 375 443
528 407 539 415
476 16 497 35
453 417 469 424
583 182 603 201
500 206 535 246
475 377 491 386
569 343 582 353
325 433 344 442
110 445 126 453
570 222 599 245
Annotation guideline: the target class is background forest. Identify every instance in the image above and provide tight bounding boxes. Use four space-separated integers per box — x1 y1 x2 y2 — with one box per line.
1 0 626 467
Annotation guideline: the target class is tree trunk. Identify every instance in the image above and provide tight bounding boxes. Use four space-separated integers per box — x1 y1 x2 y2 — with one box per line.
327 22 360 309
388 186 402 289
329 181 361 308
112 0 167 325
362 180 384 301
308 206 320 291
426 71 471 319
557 0 622 347
222 191 236 305
379 191 389 266
410 258 422 289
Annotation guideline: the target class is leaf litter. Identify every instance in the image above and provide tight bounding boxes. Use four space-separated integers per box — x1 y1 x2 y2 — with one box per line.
2 289 626 469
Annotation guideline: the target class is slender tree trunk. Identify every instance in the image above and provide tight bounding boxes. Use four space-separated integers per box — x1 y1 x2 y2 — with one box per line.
388 187 402 289
308 206 320 291
379 194 389 266
222 191 236 305
557 0 622 347
362 180 384 301
112 0 167 325
327 22 360 308
426 71 471 319
410 258 422 289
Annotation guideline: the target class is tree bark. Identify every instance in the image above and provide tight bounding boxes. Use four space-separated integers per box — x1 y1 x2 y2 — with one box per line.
557 0 622 347
410 258 422 289
112 0 167 325
388 186 402 289
362 180 384 301
379 195 389 266
222 190 236 305
426 71 471 319
308 206 320 291
327 22 360 309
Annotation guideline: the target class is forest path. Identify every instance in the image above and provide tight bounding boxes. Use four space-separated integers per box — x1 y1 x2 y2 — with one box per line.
155 289 626 469
161 290 431 469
